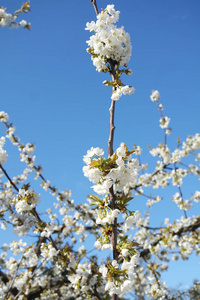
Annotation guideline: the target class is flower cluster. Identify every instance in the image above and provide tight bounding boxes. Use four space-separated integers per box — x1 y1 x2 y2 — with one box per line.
83 144 141 295
150 90 172 135
83 143 139 197
86 5 131 69
13 188 40 214
0 8 17 27
0 2 30 29
86 5 135 101
111 85 135 101
0 136 8 165
99 255 139 297
0 2 200 300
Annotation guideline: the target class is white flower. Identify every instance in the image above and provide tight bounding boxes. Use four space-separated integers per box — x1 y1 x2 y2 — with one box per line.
120 279 132 293
99 264 108 277
94 240 101 250
86 5 132 69
1 222 7 230
22 143 35 154
150 90 160 102
106 5 118 16
193 191 200 202
121 249 129 257
0 111 9 122
0 147 8 164
83 166 103 184
125 211 141 228
134 145 142 155
111 90 121 101
83 147 104 163
121 85 135 95
195 153 200 161
19 20 27 27
112 260 119 268
160 116 170 129
105 281 115 292
85 20 96 32
93 178 113 195
0 9 6 18
102 243 112 250
111 209 120 219
116 143 126 158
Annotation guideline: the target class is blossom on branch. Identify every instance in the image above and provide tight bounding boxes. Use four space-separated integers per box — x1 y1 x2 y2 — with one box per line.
86 4 135 101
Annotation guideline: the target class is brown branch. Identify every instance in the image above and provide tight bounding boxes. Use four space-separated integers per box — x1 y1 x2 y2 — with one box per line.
89 2 118 293
0 164 19 192
108 99 116 157
90 0 99 15
108 62 116 157
174 163 187 218
109 186 118 263
0 163 58 251
108 57 118 300
155 100 168 145
4 253 25 299
133 163 169 191
139 216 200 260
3 121 74 208
0 270 19 297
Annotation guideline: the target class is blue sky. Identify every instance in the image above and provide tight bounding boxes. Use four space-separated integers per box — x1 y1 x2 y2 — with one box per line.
1 0 200 291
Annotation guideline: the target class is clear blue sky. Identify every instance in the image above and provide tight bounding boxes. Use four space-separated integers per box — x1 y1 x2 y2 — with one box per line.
1 0 200 291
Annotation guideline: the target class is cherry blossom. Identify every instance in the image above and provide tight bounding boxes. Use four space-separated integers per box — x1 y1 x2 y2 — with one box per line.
0 1 199 300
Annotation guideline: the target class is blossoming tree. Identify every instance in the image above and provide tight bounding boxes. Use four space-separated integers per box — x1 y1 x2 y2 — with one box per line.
0 1 200 299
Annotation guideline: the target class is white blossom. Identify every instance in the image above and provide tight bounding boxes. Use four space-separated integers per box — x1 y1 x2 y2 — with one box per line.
150 90 160 102
160 116 170 129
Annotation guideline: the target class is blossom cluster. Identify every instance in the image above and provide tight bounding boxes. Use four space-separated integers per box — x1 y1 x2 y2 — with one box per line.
83 143 139 197
99 255 139 296
86 5 131 69
0 8 17 27
0 2 200 299
13 188 40 214
0 136 8 165
111 84 135 101
0 2 30 29
0 96 199 300
86 5 135 101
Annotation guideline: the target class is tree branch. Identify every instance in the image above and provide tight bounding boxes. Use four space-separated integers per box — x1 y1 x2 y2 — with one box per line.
139 216 200 260
108 62 116 157
0 270 19 297
0 163 58 251
90 0 99 15
89 2 118 297
0 163 19 192
108 57 118 300
109 186 118 263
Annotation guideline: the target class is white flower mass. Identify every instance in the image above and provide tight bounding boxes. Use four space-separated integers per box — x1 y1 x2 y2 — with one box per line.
86 5 132 69
0 2 199 300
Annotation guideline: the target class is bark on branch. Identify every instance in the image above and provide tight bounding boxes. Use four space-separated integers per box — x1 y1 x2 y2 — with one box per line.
90 0 99 15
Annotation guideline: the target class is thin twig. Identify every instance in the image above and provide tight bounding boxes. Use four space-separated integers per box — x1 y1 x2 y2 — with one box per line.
140 216 200 259
0 164 58 250
0 163 19 192
4 251 25 299
108 63 116 157
108 99 116 156
90 0 99 15
174 163 187 218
